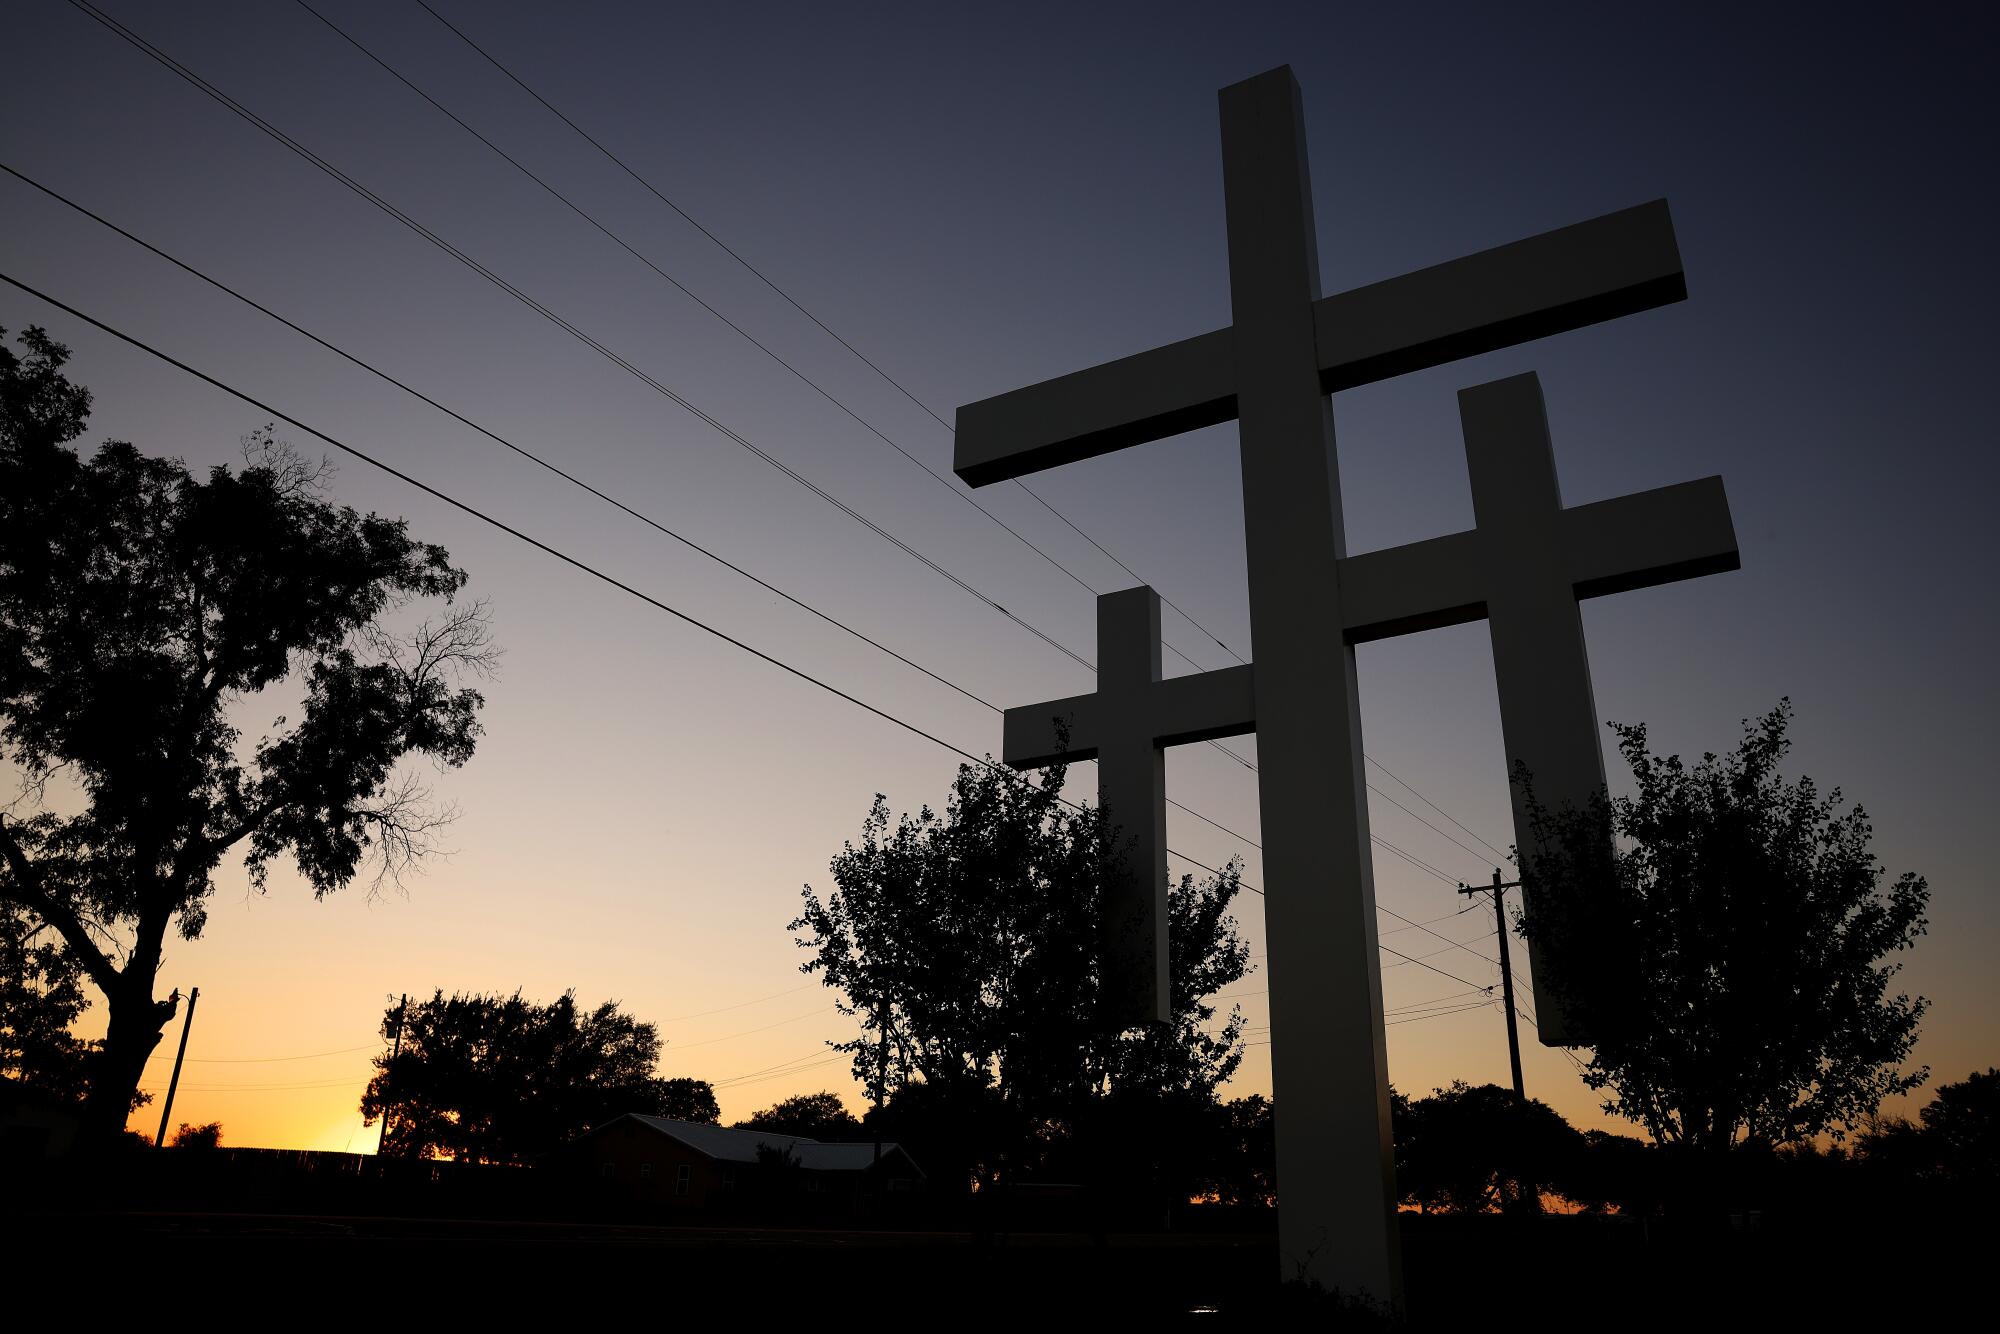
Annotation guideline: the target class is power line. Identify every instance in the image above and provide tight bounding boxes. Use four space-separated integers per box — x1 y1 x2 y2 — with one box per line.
1380 902 1482 935
1376 943 1495 993
2 272 1008 768
1378 903 1500 967
1387 1001 1496 1027
408 0 1254 672
143 1041 379 1065
405 0 1513 868
0 202 1465 942
0 271 1268 911
291 1 1126 618
0 162 1002 717
77 0 1509 883
663 1005 837 1050
1366 756 1511 864
1382 937 1490 971
658 981 822 1022
66 0 1095 676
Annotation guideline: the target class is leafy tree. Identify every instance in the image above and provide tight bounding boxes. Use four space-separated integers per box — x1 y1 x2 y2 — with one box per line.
736 1090 864 1140
1395 1081 1584 1214
656 1077 721 1125
1861 1069 1999 1186
0 327 492 1136
1518 701 1929 1154
1913 1069 1999 1182
1194 1094 1277 1207
791 758 1250 1188
0 902 92 1102
169 1120 222 1149
360 989 698 1161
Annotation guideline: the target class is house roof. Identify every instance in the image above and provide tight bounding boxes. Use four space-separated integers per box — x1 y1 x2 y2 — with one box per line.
609 1114 922 1175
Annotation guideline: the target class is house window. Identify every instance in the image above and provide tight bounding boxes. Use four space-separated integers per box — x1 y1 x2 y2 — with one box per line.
639 1162 654 1180
722 1167 736 1191
599 1163 615 1179
675 1164 692 1197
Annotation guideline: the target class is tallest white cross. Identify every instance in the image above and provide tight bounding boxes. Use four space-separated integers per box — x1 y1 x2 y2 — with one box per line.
955 65 1738 1304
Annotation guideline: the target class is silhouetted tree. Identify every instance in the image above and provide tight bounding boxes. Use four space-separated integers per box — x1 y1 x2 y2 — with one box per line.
736 1090 864 1140
169 1120 222 1149
1396 1081 1584 1214
0 902 92 1103
1518 702 1929 1156
360 989 690 1162
791 759 1250 1189
1194 1094 1278 1207
1860 1069 1999 1186
657 1077 721 1125
0 327 493 1136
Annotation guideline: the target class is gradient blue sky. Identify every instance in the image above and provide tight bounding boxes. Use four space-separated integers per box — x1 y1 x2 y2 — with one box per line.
3 0 1993 1148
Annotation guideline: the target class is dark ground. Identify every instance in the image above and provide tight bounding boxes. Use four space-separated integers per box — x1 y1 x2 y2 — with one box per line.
4 1204 1975 1324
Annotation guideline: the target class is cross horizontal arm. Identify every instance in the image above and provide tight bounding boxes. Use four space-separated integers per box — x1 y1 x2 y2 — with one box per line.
1563 476 1739 598
954 200 1685 486
1002 663 1256 769
1335 475 1738 642
956 328 1236 487
1314 199 1684 394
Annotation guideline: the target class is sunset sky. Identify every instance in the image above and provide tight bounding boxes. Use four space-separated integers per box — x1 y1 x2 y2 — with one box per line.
3 1 1993 1152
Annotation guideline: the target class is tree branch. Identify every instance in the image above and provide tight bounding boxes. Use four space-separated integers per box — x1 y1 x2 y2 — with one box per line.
0 814 122 996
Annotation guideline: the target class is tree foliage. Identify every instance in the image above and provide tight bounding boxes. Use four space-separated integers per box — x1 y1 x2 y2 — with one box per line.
656 1077 722 1126
0 326 492 1133
1396 1081 1585 1214
0 902 92 1102
1860 1069 1999 1186
360 989 699 1162
791 759 1251 1188
169 1120 222 1149
735 1090 864 1140
1518 702 1929 1152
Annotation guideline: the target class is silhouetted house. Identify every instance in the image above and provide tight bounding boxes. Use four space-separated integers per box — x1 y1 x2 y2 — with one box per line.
568 1114 923 1208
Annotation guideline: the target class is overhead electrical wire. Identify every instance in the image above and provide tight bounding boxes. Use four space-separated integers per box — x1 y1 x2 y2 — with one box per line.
0 169 1492 917
410 0 1512 868
409 0 1247 669
36 4 1527 1002
77 0 1508 881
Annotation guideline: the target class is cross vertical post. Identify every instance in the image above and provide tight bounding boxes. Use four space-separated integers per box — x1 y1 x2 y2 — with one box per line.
1460 373 1609 1045
1095 586 1170 1025
1220 67 1401 1303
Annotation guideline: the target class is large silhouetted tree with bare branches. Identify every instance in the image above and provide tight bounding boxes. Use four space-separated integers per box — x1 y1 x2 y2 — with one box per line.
0 327 493 1136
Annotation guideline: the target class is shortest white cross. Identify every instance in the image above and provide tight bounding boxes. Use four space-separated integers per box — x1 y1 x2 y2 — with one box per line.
1004 587 1254 1025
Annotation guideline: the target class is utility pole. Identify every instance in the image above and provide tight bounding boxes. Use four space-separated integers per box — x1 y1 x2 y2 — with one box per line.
1459 869 1525 1102
381 993 407 1157
154 985 199 1147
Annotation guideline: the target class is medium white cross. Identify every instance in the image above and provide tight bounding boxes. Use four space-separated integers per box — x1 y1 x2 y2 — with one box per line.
954 66 1738 1304
1341 370 1737 1046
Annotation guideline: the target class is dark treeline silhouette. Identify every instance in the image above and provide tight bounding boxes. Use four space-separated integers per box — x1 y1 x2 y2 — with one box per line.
0 329 1981 1321
733 1090 865 1140
361 989 717 1162
0 328 493 1138
167 1120 222 1150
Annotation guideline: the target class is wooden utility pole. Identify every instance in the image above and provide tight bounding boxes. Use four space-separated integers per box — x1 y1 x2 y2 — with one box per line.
381 992 407 1156
1460 870 1525 1101
154 985 199 1147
